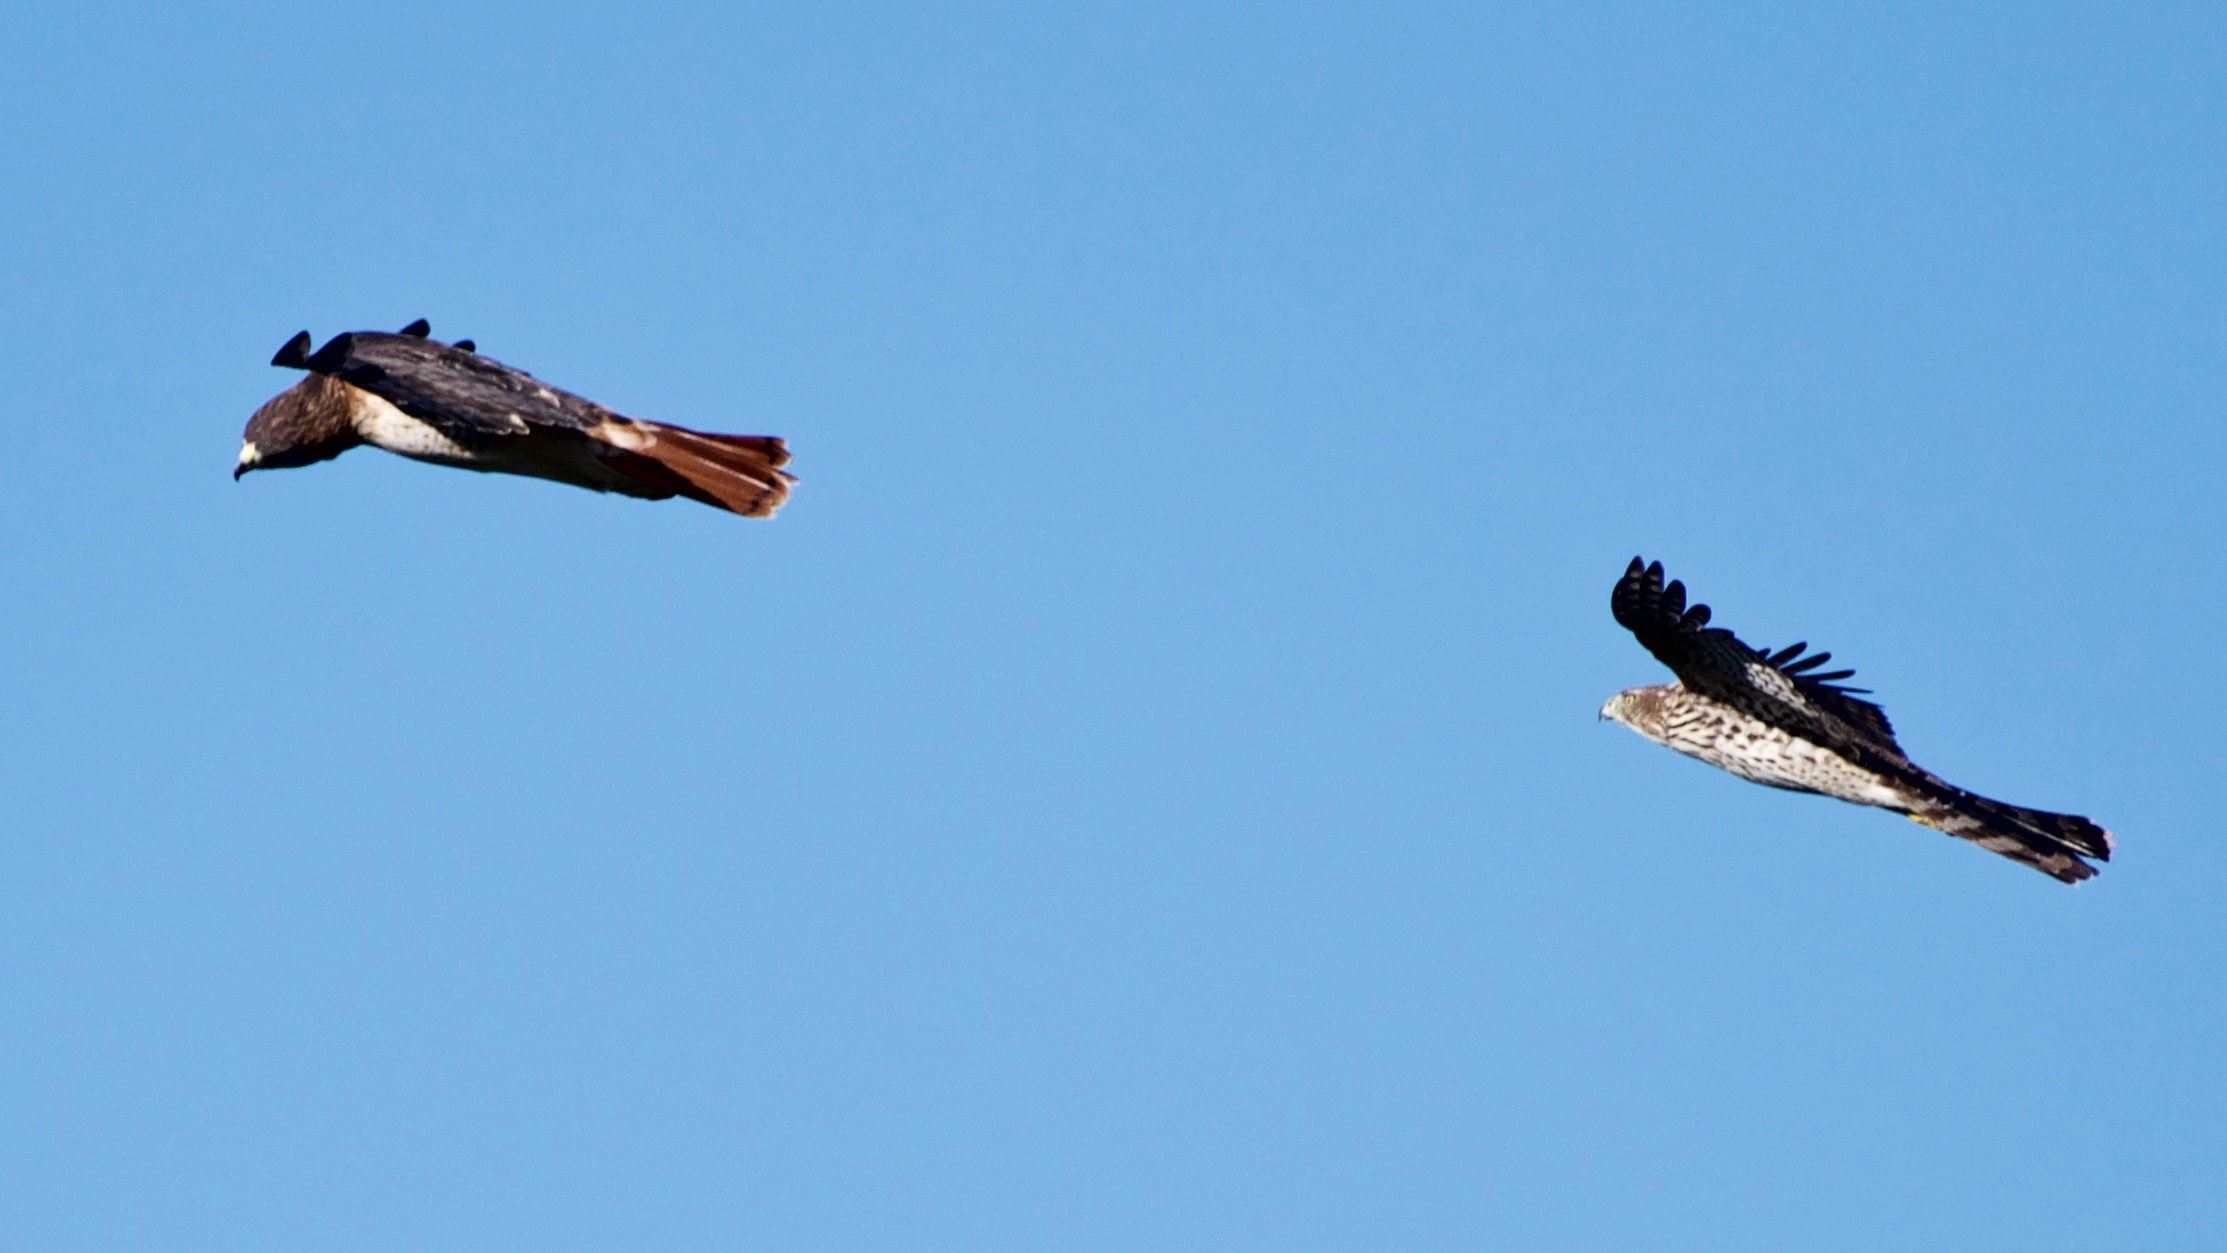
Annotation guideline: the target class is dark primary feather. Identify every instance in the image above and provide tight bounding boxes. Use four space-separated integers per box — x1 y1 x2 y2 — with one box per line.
297 330 614 441
1612 557 1901 757
271 331 312 369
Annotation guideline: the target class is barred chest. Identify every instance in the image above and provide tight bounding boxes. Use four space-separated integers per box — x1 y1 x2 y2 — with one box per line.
1654 693 1907 808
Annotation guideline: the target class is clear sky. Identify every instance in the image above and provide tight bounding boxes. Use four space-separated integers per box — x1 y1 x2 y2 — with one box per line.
2 2 2221 1248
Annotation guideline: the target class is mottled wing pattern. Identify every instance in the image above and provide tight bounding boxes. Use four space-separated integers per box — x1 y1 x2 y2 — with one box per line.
301 330 610 443
1611 557 1903 763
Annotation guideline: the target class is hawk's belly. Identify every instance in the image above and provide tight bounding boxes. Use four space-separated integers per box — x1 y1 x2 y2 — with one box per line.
351 390 660 498
1657 703 1908 809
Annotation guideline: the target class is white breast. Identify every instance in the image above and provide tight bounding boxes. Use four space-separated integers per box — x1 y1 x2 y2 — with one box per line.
350 388 478 463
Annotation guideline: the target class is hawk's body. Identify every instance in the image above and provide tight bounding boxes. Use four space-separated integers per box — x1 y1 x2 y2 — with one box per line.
236 322 793 517
1610 685 1909 807
1602 558 2112 884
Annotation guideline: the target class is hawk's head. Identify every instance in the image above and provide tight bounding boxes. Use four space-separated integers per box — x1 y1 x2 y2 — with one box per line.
1599 685 1673 736
236 374 363 479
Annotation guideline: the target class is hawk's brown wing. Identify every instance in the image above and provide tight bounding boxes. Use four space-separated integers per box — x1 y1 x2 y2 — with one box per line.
299 330 608 442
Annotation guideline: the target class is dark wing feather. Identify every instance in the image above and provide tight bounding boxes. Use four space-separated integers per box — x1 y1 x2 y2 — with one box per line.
300 331 613 441
271 330 312 369
1612 557 1903 758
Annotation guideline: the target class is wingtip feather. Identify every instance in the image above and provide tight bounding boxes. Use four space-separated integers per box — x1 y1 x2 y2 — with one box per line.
271 331 312 369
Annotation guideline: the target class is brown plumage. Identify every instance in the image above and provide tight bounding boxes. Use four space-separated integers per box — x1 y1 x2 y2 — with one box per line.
236 321 793 518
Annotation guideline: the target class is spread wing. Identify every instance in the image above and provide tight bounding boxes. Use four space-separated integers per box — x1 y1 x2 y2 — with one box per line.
286 323 614 443
1611 557 1905 763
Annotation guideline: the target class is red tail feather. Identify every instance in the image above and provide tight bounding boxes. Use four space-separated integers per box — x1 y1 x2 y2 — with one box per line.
598 421 795 518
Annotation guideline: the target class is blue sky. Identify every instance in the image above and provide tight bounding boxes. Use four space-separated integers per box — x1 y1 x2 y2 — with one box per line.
2 1 2222 1247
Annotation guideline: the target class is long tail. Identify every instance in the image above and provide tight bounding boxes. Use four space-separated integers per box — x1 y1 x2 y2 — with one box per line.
598 421 795 518
1905 784 2114 885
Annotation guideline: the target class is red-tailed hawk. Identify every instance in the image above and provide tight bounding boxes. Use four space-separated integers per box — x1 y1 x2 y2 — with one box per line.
1602 557 2113 884
235 320 793 517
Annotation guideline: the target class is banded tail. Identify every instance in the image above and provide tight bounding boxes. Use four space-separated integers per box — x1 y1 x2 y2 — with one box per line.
598 421 795 518
1906 786 2114 885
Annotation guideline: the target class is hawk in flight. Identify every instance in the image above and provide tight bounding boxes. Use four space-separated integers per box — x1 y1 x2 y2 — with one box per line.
236 320 793 517
1601 558 2113 883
